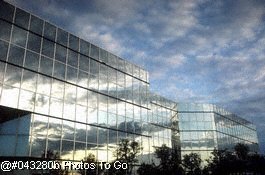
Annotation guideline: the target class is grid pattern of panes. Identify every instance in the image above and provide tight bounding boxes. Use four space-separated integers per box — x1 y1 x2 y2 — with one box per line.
0 0 150 164
178 103 259 161
149 94 180 158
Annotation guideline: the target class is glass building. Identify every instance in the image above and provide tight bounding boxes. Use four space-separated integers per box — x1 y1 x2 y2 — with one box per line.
0 0 259 174
178 103 259 161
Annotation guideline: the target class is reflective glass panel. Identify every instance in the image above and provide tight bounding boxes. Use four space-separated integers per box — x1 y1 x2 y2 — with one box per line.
1 85 19 108
0 20 12 41
90 44 99 60
57 28 68 46
39 56 53 76
66 66 77 84
61 140 74 160
30 15 43 35
69 34 79 51
34 94 49 114
24 50 39 71
37 75 51 95
0 40 8 61
30 137 46 157
47 138 61 156
87 126 97 144
67 50 78 67
90 59 98 75
99 48 108 63
0 1 14 22
62 121 74 140
0 62 5 83
77 70 88 88
27 32 41 53
55 44 67 63
11 26 27 47
42 38 55 58
18 89 35 111
44 22 56 41
8 44 24 66
51 79 64 99
21 69 37 92
50 98 63 117
79 55 89 72
53 61 66 80
14 8 30 29
80 39 89 56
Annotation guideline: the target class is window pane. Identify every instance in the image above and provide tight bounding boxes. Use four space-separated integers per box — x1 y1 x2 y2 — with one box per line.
78 70 88 88
0 40 8 61
66 66 77 84
40 56 53 76
67 50 78 67
0 62 5 83
90 59 98 75
18 89 35 111
42 39 54 58
44 22 56 41
24 50 39 71
53 61 65 80
55 44 67 63
21 69 37 92
90 44 99 60
79 55 89 72
4 64 22 87
99 48 108 63
8 44 24 66
69 34 79 51
11 26 27 47
30 15 43 35
57 28 68 46
14 8 30 29
27 32 41 53
0 1 15 22
0 20 12 41
80 39 89 56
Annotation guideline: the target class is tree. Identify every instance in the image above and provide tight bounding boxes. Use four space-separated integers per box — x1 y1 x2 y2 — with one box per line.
234 143 249 160
108 139 141 175
78 153 99 175
138 144 183 175
182 153 202 175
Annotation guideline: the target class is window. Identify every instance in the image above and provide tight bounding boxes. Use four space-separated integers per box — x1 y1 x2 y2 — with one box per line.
69 34 79 51
30 15 43 35
89 59 98 75
80 39 90 56
99 48 108 63
27 33 41 53
53 61 65 80
0 1 15 22
0 40 8 61
66 66 77 84
79 55 89 72
44 22 56 41
90 44 99 60
42 39 54 58
14 8 30 29
0 20 12 41
40 56 53 76
57 28 68 46
24 50 39 71
8 44 24 66
11 26 27 47
55 44 67 63
67 50 78 67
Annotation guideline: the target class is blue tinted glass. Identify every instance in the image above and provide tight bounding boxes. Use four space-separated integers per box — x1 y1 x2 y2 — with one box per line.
79 55 89 72
0 1 15 22
57 28 68 46
0 40 8 61
0 20 12 41
27 33 41 53
69 34 79 51
44 22 56 41
90 44 99 60
53 61 65 80
25 50 39 71
30 15 43 35
11 26 27 47
40 56 53 76
8 44 24 66
80 39 89 56
14 8 30 29
55 44 67 63
42 39 54 58
67 50 78 67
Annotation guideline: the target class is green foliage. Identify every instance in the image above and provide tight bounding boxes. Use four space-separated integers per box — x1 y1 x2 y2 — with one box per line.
182 153 202 175
138 144 183 175
108 138 142 175
234 143 249 160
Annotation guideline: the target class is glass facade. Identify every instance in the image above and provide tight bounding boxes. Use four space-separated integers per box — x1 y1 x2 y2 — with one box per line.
0 1 259 173
178 103 259 161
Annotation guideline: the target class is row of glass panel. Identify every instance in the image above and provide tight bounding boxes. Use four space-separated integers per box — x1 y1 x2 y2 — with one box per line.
0 2 148 81
0 39 149 106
